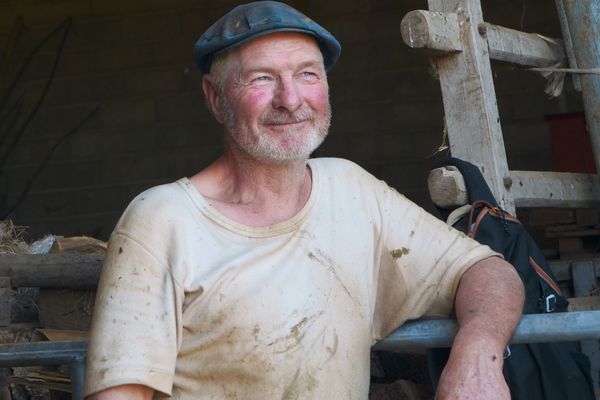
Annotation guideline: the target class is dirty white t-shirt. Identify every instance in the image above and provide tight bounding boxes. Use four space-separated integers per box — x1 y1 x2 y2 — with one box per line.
84 158 497 399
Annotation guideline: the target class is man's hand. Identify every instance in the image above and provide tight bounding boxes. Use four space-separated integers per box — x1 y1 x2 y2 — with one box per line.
435 256 524 399
87 384 154 400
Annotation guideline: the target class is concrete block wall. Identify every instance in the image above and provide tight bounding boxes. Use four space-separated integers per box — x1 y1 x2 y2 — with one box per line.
0 0 583 240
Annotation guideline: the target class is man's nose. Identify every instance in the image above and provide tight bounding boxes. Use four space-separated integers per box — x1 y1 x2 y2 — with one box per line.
272 78 302 112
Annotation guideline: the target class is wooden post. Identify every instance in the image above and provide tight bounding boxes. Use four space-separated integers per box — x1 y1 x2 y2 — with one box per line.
426 0 514 213
560 0 600 173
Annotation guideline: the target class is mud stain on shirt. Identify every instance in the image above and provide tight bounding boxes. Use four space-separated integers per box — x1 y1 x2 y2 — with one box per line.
390 247 410 259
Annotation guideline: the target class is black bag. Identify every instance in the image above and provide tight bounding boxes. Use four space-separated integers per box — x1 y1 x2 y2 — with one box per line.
427 157 596 400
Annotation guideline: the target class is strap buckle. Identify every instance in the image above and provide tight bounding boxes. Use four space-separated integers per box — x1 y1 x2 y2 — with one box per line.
544 294 556 313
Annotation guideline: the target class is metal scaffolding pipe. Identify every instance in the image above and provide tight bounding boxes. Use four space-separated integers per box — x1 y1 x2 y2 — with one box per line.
560 0 600 173
0 340 87 399
374 310 600 352
0 313 598 395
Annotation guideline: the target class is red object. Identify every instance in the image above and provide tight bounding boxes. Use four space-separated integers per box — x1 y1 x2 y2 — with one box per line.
546 112 597 174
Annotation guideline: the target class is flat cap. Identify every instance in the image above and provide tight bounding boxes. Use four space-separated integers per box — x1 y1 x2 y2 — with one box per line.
193 1 341 74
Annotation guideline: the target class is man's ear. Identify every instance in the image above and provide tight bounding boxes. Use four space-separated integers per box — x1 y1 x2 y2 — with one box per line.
202 76 225 124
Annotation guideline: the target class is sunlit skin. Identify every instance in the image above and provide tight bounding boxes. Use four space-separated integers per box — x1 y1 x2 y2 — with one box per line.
212 32 331 164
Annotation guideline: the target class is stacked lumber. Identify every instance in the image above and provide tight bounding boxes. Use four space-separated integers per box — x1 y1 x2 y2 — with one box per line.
528 208 600 260
0 226 105 399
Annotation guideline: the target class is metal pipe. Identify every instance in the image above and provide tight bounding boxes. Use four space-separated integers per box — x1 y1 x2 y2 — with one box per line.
0 312 598 393
374 310 600 352
0 340 87 366
70 359 86 400
0 340 87 398
560 0 600 173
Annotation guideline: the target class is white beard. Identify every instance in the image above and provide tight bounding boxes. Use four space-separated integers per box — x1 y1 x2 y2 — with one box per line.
220 97 331 163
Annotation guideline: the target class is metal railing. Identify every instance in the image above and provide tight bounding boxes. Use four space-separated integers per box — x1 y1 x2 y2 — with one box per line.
0 311 598 399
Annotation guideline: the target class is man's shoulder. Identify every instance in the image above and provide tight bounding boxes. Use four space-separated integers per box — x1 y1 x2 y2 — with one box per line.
115 179 193 232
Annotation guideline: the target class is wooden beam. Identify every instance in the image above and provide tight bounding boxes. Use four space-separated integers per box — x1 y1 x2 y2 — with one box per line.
509 170 600 208
0 254 102 289
482 23 565 67
426 0 514 212
400 10 565 67
401 10 462 54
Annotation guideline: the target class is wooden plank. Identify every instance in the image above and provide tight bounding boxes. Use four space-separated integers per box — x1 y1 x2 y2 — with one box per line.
427 0 513 213
568 296 600 312
0 254 102 289
547 228 600 238
482 23 565 67
509 170 600 208
529 208 576 226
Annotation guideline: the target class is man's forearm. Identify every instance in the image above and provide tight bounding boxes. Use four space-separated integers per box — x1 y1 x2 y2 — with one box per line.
435 256 524 399
87 384 154 400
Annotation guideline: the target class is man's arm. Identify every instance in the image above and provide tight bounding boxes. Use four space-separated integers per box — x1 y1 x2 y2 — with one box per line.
435 256 524 400
87 384 154 400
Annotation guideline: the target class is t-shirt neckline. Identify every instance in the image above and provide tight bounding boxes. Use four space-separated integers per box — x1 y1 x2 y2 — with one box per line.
177 159 321 238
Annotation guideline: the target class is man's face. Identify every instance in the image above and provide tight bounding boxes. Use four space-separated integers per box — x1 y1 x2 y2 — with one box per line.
214 32 331 163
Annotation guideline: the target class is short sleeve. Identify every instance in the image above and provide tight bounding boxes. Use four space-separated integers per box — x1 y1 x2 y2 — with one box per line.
84 228 184 397
372 185 499 340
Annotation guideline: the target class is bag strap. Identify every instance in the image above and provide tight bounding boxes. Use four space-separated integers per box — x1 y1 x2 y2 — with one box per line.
466 200 519 238
464 200 565 312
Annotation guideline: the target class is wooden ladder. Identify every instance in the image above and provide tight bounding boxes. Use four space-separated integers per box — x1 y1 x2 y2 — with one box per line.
401 0 600 215
401 0 600 391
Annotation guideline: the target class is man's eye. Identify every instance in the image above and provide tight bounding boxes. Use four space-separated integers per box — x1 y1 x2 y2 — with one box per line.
253 76 271 82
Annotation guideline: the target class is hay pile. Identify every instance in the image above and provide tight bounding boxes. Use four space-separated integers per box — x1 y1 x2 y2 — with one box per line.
0 221 29 255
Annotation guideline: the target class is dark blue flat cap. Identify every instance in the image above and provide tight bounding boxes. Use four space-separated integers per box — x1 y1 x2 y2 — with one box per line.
193 1 341 74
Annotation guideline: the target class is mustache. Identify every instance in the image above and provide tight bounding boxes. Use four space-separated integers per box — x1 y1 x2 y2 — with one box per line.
259 107 315 125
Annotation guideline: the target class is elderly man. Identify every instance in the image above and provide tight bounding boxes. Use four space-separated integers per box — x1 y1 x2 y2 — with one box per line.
85 1 524 399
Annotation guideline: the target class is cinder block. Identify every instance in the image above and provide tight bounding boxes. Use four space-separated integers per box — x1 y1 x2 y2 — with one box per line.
0 5 18 32
162 123 222 148
372 132 415 162
98 99 156 129
27 1 92 25
377 99 444 132
27 103 103 136
412 129 447 159
35 49 98 79
345 133 376 162
37 159 104 190
154 91 207 123
101 153 168 184
181 8 213 36
96 45 155 72
333 104 378 133
66 17 123 50
91 0 149 16
123 67 184 96
4 131 73 165
154 40 192 67
121 13 182 45
310 0 369 18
